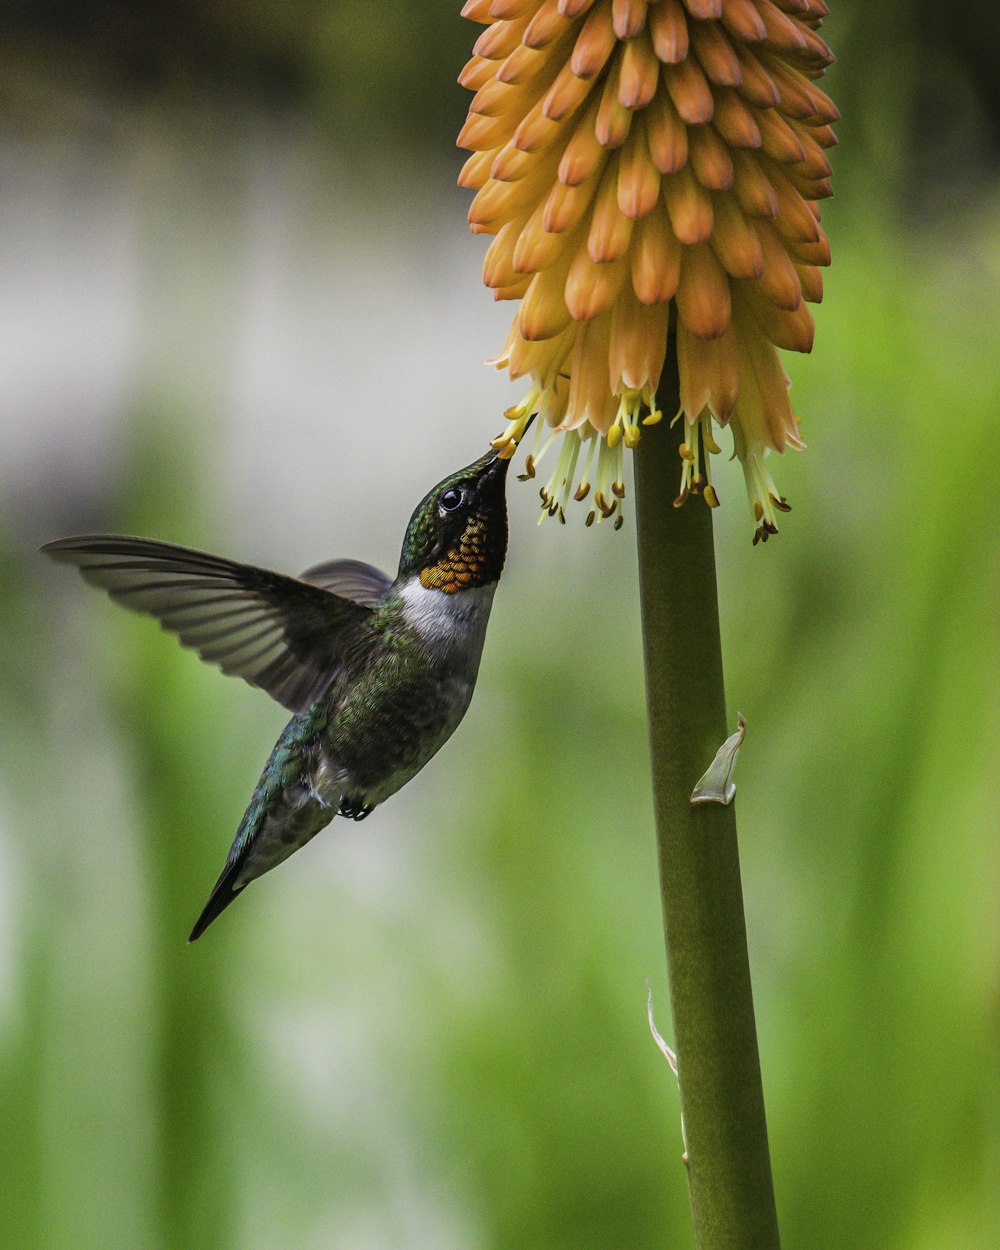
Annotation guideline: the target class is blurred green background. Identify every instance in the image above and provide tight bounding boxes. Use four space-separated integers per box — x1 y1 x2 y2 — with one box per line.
2 3 998 1247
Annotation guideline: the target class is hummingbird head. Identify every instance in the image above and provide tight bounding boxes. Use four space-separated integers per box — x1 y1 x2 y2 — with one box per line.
398 448 511 592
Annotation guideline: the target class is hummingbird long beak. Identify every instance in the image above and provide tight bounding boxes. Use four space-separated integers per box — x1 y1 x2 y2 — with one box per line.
468 411 538 486
494 411 536 461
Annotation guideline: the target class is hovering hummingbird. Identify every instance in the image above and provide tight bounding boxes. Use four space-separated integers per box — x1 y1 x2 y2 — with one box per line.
43 445 515 941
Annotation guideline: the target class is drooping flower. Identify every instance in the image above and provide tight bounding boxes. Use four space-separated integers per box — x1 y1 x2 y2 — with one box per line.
458 0 837 542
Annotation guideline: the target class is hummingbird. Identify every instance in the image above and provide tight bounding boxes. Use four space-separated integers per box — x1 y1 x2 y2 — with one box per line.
43 445 515 941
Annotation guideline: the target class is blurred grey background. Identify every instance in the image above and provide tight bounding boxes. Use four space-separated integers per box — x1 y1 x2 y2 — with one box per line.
1 3 999 1247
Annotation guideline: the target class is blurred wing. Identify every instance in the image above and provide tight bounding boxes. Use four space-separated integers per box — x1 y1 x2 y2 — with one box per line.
42 535 372 712
300 558 392 607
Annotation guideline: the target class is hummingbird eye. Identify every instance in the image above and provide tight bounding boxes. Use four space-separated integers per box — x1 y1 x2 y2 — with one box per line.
438 487 466 514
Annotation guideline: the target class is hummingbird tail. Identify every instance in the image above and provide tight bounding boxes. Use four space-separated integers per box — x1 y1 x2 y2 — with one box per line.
188 861 246 942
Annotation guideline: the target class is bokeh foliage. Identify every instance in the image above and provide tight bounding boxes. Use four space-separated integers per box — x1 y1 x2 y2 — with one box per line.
1 3 998 1247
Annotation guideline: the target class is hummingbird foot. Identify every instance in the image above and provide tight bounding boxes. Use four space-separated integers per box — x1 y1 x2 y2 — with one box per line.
338 795 374 821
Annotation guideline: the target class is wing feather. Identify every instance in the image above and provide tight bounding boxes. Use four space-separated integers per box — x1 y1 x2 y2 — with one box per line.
42 535 375 712
300 558 392 607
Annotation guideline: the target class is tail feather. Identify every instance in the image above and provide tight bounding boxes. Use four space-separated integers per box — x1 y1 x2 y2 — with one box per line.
188 860 246 942
187 708 335 942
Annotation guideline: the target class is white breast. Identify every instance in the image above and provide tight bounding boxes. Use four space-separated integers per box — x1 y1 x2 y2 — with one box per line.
399 577 496 680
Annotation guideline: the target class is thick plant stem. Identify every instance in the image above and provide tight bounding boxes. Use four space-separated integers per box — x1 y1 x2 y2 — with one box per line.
633 345 780 1249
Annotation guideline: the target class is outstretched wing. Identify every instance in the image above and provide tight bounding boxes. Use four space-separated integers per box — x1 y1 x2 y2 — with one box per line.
42 535 373 712
300 557 392 607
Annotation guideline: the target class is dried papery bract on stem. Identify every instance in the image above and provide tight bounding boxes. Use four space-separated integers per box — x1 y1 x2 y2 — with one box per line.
459 0 837 542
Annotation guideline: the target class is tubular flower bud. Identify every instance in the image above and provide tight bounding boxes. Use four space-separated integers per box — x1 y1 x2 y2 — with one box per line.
459 0 837 540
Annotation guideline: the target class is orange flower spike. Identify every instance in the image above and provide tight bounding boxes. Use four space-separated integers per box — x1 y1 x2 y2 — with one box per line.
459 0 839 539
